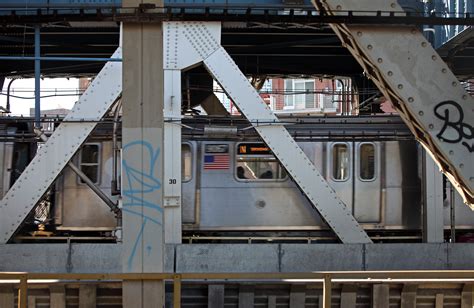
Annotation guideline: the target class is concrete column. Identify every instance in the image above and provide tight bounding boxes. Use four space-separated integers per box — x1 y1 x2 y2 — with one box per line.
0 285 14 308
372 284 389 308
290 285 306 308
435 293 444 308
79 285 97 308
238 285 254 308
340 285 357 308
268 296 276 308
400 284 417 308
50 285 66 308
461 284 473 308
208 285 225 308
422 151 444 243
28 296 36 308
122 0 165 306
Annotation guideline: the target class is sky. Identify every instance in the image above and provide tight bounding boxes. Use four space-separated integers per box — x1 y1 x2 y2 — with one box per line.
0 78 80 116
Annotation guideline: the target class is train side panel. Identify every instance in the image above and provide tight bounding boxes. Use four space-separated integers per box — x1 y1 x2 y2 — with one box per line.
54 141 117 230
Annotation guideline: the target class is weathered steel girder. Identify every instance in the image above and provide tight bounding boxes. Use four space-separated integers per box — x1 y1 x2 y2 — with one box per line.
0 6 473 25
315 0 473 206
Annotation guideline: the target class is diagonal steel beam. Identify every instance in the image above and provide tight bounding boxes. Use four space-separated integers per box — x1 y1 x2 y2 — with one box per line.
163 21 371 243
0 48 122 243
314 0 473 207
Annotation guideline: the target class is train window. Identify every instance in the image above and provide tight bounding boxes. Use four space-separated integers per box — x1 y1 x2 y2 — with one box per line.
79 144 100 184
236 158 287 180
182 144 192 182
332 143 349 181
236 143 286 181
360 143 375 181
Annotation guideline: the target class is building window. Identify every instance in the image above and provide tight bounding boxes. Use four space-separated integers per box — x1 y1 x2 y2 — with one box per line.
359 143 375 181
235 143 287 181
284 79 315 109
182 144 192 182
79 144 100 184
332 143 349 181
284 79 295 108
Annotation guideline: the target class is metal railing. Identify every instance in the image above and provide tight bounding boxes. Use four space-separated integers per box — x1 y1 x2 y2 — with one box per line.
1 270 474 308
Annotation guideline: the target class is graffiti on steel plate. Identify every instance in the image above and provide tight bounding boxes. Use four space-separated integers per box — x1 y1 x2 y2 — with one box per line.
434 100 473 153
122 140 163 270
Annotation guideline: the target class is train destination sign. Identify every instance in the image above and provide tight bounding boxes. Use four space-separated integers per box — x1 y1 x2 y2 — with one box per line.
205 144 229 153
238 143 273 155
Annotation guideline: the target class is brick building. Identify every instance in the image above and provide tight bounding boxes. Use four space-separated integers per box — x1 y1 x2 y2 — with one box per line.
270 78 353 115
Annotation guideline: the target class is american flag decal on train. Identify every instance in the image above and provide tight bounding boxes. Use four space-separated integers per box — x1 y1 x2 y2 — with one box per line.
204 153 230 170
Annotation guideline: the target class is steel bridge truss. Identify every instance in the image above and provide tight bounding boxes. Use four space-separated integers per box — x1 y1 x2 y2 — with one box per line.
1 4 474 26
0 2 472 243
316 0 473 207
162 21 371 243
0 48 122 243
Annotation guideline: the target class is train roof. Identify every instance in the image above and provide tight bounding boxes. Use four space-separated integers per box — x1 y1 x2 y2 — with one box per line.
0 114 414 142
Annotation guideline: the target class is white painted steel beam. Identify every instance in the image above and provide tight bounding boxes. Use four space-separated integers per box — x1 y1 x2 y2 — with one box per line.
163 21 371 243
423 152 444 243
163 69 182 243
162 22 222 243
0 48 122 243
315 0 474 207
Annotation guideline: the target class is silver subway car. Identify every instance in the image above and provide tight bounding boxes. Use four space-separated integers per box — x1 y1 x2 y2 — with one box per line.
48 138 474 240
183 140 421 232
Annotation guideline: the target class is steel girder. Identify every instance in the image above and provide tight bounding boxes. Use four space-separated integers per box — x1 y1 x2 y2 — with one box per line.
314 0 474 207
163 21 371 243
0 48 122 243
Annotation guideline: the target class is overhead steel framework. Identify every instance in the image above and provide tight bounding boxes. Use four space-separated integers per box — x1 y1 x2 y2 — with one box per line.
0 0 472 245
0 6 473 25
316 0 473 206
161 21 371 243
0 48 122 243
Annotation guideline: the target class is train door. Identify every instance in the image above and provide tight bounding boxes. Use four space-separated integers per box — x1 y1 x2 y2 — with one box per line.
354 142 381 223
327 142 353 211
182 142 197 224
0 126 16 197
327 142 381 223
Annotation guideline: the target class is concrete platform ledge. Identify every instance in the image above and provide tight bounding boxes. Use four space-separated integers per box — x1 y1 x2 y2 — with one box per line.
0 243 473 273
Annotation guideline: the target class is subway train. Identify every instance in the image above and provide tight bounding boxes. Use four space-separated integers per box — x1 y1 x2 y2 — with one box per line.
0 115 472 242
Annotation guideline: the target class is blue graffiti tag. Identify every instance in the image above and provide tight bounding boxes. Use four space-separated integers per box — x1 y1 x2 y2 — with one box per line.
122 140 162 270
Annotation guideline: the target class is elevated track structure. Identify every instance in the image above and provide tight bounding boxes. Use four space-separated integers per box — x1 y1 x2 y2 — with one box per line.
0 0 472 307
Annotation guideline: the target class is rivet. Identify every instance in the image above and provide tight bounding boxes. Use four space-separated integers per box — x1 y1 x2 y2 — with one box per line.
377 58 383 63
462 95 467 100
411 29 417 34
408 97 414 103
452 82 457 87
367 45 373 50
429 124 434 129
391 3 396 8
387 71 393 76
419 111 424 116
421 42 427 47
357 31 362 37
432 55 437 61
398 84 403 89
449 150 454 155
460 163 464 168
336 5 342 9
442 68 447 73
470 177 474 182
